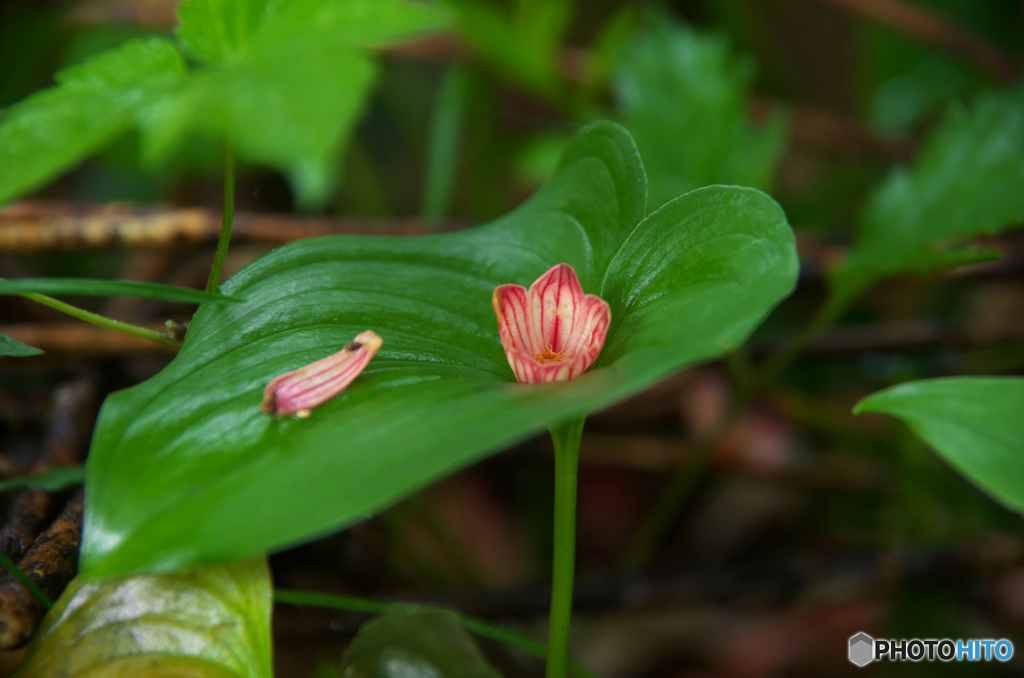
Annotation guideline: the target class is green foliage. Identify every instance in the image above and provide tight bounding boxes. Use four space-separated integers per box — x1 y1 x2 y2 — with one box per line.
145 0 445 208
176 0 274 63
0 0 444 209
0 38 185 205
0 465 84 493
14 557 273 678
447 0 573 99
0 333 43 357
79 123 798 578
0 278 239 303
832 86 1024 298
342 608 501 678
615 19 786 212
855 377 1024 513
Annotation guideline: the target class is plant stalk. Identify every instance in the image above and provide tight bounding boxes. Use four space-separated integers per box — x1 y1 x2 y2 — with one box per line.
546 417 585 678
20 292 179 347
206 138 235 293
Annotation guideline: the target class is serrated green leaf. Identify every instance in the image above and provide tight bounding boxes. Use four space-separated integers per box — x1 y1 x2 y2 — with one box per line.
615 19 786 212
855 377 1024 512
832 87 1024 297
14 557 272 678
145 0 445 207
0 37 185 205
0 278 239 303
142 38 375 208
0 333 43 357
0 466 84 493
176 0 275 63
256 0 446 47
80 123 798 578
342 608 501 678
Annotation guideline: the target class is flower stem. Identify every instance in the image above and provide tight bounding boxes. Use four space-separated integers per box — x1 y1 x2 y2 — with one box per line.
206 138 235 293
21 292 179 347
546 416 585 678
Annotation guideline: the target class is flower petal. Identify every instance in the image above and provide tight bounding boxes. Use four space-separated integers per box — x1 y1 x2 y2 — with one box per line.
261 330 383 417
493 284 534 355
562 293 611 363
528 263 585 353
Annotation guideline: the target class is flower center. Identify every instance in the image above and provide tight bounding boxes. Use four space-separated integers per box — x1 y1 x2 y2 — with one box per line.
534 346 566 364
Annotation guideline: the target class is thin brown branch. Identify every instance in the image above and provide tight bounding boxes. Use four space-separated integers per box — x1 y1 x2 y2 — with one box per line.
816 0 1021 82
0 321 181 355
0 201 463 254
0 491 84 649
0 379 93 565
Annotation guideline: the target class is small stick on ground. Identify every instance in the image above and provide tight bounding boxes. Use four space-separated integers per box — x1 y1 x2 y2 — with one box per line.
0 379 93 569
0 491 84 649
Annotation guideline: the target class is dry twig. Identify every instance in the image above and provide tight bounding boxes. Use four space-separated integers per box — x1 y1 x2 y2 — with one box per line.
0 491 84 649
815 0 1021 81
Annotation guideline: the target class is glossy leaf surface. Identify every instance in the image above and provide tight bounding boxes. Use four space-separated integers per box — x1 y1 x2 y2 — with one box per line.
14 557 272 677
81 123 798 577
342 608 501 678
0 333 43 357
616 18 786 211
0 278 238 303
0 38 185 205
855 377 1024 512
833 86 1024 297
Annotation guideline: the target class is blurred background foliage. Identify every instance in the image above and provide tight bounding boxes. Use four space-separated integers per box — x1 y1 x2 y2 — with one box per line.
1 0 1023 676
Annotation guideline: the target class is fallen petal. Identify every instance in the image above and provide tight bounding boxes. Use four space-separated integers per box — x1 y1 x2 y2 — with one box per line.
260 330 383 417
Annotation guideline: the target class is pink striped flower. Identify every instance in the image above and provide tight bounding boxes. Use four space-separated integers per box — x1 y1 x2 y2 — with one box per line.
260 330 383 418
492 263 611 384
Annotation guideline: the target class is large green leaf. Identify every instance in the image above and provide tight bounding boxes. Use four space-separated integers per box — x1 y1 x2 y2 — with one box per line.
0 37 185 205
145 0 445 207
615 18 786 212
832 86 1024 297
342 608 501 678
176 0 275 64
81 123 798 578
14 557 272 677
855 377 1024 512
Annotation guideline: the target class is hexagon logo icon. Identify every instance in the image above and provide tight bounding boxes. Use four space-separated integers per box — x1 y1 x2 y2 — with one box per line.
849 632 874 667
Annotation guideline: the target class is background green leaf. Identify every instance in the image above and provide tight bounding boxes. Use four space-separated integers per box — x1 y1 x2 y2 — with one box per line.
0 278 239 303
855 377 1024 512
176 0 275 63
80 123 797 578
0 333 43 357
615 18 786 212
341 608 501 678
0 466 84 493
832 86 1024 297
144 0 445 208
0 37 185 205
14 557 272 678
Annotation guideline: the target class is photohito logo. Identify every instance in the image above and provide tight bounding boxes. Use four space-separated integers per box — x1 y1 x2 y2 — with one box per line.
848 632 1014 666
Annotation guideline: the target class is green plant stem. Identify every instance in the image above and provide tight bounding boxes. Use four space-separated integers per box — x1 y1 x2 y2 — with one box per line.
423 66 468 222
20 292 179 347
206 138 235 293
546 417 585 678
273 588 599 678
620 407 739 571
0 552 52 610
623 289 858 570
756 290 853 387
